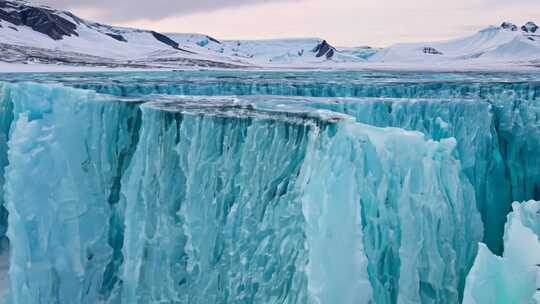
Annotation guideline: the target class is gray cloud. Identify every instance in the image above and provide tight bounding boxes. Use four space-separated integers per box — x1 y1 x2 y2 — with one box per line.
35 0 298 22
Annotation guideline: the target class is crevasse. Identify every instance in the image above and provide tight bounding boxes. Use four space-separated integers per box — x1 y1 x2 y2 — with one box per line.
0 82 484 303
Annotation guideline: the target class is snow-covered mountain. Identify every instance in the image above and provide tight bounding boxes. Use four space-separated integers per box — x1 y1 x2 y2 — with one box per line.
165 34 364 66
0 0 539 70
371 21 540 65
0 0 362 69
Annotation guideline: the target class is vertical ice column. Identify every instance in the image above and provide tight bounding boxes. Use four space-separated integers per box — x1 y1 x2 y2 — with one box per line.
0 84 15 300
0 85 14 254
366 127 480 304
298 119 482 304
298 122 373 304
464 200 540 304
3 84 141 304
120 106 313 303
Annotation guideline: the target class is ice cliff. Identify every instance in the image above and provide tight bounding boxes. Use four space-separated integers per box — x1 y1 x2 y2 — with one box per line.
0 71 539 303
69 72 540 255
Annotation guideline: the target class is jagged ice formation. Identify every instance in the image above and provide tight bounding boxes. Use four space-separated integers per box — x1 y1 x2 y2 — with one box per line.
464 200 540 304
51 71 540 255
0 71 539 303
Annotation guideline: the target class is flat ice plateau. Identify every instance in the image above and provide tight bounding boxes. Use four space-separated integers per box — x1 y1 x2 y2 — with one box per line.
0 71 539 303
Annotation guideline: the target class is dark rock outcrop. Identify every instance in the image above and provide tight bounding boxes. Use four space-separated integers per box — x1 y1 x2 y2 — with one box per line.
312 40 336 59
151 31 180 49
521 21 538 33
206 35 221 44
0 1 20 25
423 47 443 55
0 0 78 40
501 22 518 31
150 31 196 53
106 33 127 42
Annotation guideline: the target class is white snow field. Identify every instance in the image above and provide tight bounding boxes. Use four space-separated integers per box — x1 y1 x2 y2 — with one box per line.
1 0 540 71
372 24 540 65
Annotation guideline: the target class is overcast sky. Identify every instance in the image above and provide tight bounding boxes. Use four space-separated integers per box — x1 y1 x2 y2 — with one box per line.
36 0 540 47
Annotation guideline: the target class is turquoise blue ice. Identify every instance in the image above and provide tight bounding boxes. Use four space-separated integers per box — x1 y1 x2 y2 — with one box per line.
0 71 539 303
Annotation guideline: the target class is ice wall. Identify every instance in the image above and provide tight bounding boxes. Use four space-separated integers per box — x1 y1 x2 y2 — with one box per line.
299 121 481 304
70 76 540 101
463 200 540 304
0 83 484 303
287 97 508 254
71 76 540 254
1 83 141 303
309 93 540 255
120 105 315 303
0 87 13 254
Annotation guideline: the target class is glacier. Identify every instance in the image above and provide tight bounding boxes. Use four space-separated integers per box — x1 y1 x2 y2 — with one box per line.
0 71 538 303
50 70 540 254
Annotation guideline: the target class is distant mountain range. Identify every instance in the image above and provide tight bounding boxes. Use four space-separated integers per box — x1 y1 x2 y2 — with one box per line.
0 0 539 70
373 22 540 64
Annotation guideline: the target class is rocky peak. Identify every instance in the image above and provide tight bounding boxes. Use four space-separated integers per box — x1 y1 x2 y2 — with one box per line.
501 22 518 31
0 0 78 40
312 40 336 59
521 21 538 33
